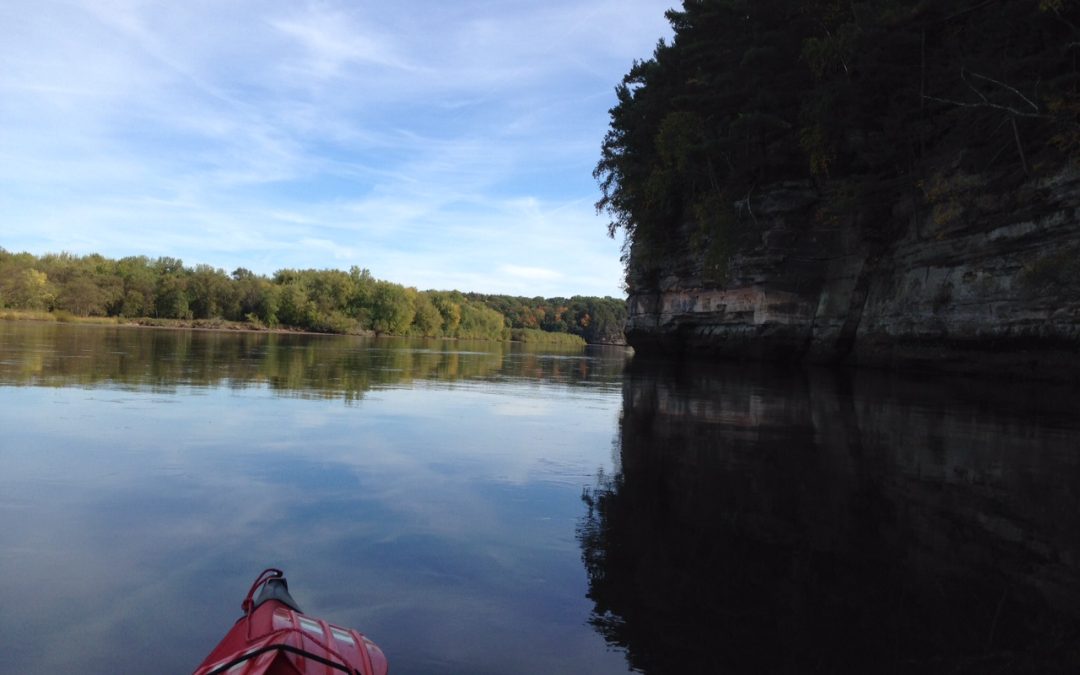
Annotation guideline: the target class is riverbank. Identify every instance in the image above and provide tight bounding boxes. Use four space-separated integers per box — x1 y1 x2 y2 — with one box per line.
0 309 330 334
0 309 592 347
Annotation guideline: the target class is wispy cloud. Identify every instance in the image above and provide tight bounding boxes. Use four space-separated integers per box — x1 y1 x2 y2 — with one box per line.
0 0 673 296
269 5 419 79
499 265 563 282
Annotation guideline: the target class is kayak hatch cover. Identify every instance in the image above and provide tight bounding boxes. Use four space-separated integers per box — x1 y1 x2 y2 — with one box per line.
192 568 389 675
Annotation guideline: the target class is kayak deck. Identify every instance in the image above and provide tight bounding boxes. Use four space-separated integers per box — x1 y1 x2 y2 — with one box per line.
193 569 388 675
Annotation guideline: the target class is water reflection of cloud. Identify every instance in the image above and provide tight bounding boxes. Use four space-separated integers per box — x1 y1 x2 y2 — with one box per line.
0 370 623 674
491 400 550 417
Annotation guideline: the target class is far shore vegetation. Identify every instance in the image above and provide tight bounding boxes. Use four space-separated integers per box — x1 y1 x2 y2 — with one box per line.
0 248 627 345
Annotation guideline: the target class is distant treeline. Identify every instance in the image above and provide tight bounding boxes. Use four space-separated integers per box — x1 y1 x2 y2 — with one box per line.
0 249 627 343
467 293 627 344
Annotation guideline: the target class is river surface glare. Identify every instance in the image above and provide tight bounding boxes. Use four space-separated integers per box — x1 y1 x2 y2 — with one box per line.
1 321 1079 674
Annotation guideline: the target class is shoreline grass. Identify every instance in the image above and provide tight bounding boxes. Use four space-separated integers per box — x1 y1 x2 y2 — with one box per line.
510 327 587 347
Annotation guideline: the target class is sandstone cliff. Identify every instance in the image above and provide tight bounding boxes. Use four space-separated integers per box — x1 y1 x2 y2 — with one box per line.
625 167 1080 380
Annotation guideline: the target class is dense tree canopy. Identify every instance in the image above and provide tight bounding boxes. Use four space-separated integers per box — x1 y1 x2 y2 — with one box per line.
467 293 628 344
596 0 1080 285
0 248 627 343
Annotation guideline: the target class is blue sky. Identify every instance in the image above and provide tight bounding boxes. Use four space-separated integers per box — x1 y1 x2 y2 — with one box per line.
0 0 674 298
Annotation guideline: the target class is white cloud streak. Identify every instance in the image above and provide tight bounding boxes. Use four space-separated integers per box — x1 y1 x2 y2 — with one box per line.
0 0 672 297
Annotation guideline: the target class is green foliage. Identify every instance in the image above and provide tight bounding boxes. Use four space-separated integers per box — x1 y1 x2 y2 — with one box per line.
115 256 157 318
233 268 279 326
6 268 53 310
55 274 111 316
510 328 587 347
371 282 415 335
153 259 192 319
0 250 624 343
456 300 508 340
597 0 1080 281
429 291 463 335
467 293 627 343
596 0 815 283
275 281 315 329
691 190 734 285
410 293 443 337
188 264 236 319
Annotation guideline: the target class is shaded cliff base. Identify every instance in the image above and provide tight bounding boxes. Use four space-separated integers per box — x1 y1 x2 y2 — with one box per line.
629 326 1080 381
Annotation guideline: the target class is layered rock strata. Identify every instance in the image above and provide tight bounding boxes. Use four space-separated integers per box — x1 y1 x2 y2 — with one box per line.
625 169 1080 379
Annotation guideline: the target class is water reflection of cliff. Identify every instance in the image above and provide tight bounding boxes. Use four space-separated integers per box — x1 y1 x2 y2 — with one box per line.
580 362 1080 674
0 322 626 399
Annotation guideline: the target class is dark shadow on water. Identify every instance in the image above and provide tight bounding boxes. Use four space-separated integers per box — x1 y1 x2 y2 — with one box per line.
579 360 1080 674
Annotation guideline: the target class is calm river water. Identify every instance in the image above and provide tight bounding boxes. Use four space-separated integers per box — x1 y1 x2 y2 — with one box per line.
1 321 1079 674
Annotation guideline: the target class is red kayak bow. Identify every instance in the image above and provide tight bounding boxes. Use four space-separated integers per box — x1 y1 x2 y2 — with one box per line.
193 569 388 675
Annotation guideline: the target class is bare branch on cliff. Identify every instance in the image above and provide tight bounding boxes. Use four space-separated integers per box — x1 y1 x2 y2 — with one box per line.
736 183 758 227
965 70 1040 113
934 0 1002 27
922 95 1048 119
923 68 1048 119
1045 4 1080 36
1011 117 1030 175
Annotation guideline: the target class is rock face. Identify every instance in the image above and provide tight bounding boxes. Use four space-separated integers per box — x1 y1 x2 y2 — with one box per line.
625 168 1080 379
